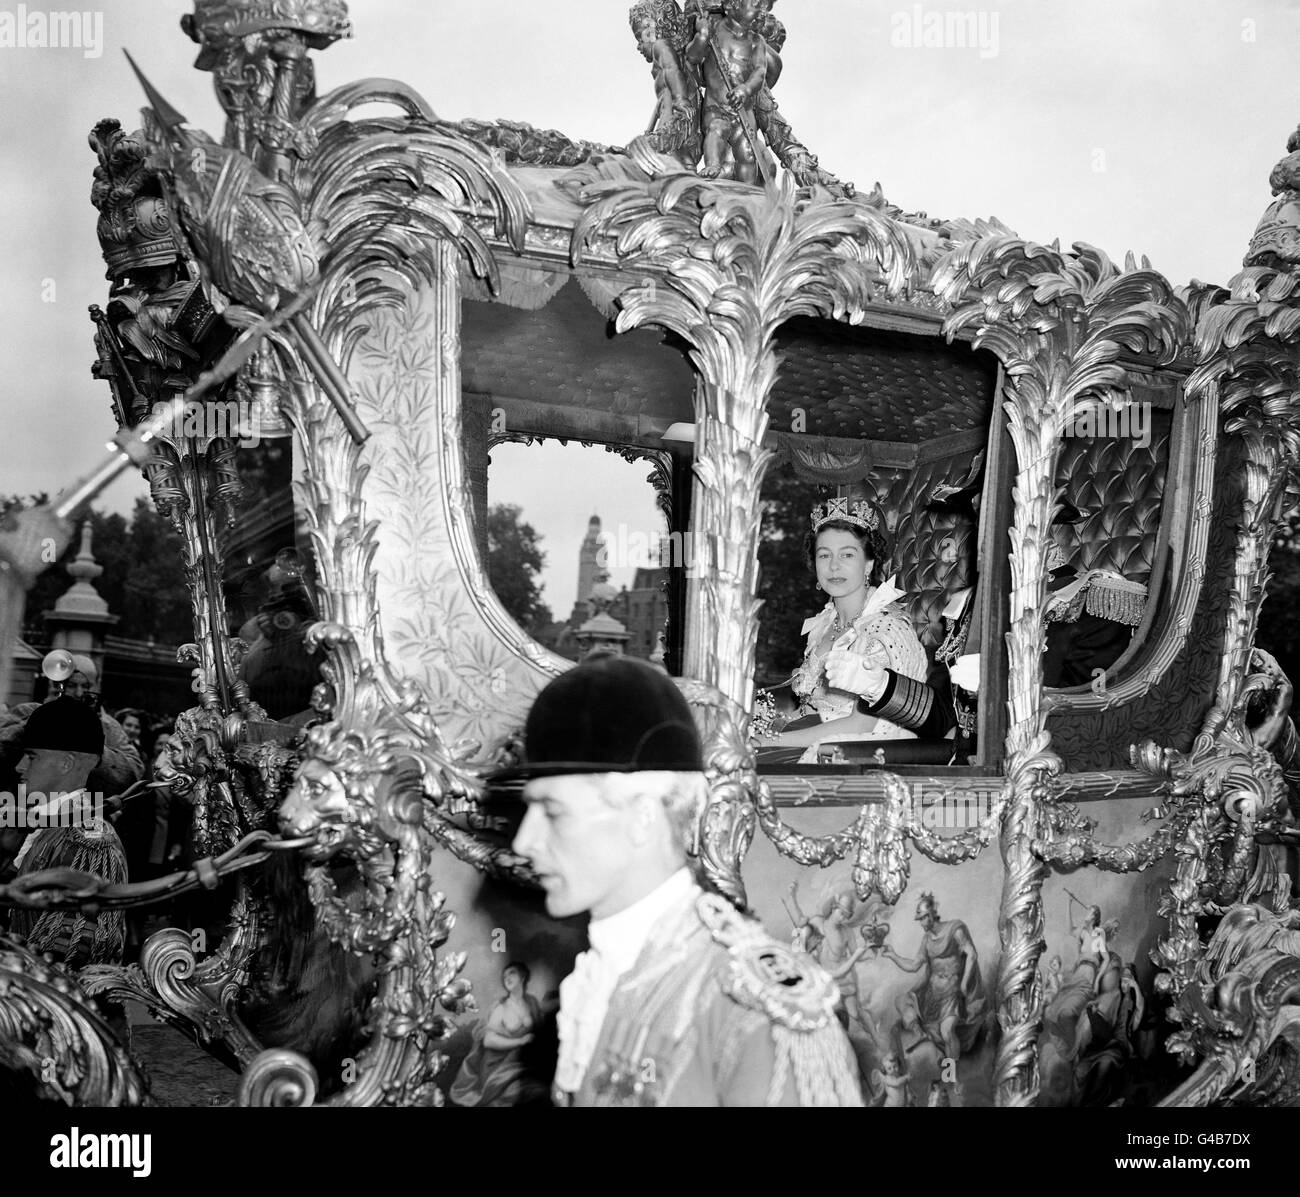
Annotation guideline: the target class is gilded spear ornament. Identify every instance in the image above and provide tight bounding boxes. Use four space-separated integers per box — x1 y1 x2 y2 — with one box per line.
125 52 371 445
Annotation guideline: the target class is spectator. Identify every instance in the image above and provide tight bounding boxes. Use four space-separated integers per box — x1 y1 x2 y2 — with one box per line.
7 697 128 967
114 707 144 749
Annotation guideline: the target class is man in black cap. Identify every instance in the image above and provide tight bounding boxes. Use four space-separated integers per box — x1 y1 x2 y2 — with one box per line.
502 655 862 1107
5 697 128 967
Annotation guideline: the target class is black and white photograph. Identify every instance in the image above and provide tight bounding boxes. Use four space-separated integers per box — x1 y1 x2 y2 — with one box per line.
0 0 1294 1168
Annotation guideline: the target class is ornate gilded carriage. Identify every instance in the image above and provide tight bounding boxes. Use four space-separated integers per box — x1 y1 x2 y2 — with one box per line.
4 0 1300 1109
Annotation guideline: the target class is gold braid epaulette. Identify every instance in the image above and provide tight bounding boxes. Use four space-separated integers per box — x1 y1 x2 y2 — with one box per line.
696 893 841 1033
1045 570 1147 627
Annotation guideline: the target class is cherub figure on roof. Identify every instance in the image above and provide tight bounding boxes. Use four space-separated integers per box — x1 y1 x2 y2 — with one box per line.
631 0 703 167
685 0 781 183
628 1 850 193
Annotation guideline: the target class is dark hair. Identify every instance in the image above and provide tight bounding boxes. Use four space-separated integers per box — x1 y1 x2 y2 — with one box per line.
142 721 175 772
805 519 889 588
503 961 531 987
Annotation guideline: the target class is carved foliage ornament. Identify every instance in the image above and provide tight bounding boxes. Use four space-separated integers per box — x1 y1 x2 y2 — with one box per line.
931 237 1188 1106
0 934 150 1105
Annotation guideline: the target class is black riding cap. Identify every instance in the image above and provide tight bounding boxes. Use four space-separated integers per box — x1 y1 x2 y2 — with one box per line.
490 656 704 781
22 697 105 757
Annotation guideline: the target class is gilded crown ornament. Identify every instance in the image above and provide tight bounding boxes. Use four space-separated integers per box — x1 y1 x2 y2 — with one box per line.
89 118 182 281
810 496 880 534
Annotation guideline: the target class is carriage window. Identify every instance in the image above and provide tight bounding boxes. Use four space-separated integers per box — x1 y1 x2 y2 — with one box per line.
753 317 998 773
484 439 678 668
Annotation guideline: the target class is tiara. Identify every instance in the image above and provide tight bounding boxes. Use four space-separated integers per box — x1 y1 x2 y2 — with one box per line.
811 497 880 534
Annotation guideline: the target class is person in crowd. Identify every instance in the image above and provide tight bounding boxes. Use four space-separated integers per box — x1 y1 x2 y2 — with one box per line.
114 707 144 749
6 697 128 968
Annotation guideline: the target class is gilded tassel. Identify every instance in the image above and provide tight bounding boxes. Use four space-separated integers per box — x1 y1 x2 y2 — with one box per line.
770 1025 864 1107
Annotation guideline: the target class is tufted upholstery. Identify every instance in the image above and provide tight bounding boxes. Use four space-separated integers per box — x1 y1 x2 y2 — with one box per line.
842 411 1170 660
769 318 998 444
1053 412 1172 587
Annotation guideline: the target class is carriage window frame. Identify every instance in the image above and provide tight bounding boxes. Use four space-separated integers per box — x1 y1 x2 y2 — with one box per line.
479 422 691 675
747 321 1005 779
1042 365 1206 710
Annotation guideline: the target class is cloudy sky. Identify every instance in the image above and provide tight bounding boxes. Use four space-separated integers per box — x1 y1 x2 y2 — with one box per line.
1 0 1296 614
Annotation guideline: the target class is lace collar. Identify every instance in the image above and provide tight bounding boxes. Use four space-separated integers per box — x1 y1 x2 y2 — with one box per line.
801 575 908 640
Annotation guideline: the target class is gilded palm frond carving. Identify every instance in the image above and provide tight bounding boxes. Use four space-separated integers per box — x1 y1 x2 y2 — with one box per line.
569 160 915 903
932 236 1187 1106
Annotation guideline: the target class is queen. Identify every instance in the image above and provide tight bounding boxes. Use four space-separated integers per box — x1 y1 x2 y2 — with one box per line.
760 496 930 761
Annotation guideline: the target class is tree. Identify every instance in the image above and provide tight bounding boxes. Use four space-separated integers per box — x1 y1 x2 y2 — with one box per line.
113 499 193 645
487 503 552 632
4 495 192 649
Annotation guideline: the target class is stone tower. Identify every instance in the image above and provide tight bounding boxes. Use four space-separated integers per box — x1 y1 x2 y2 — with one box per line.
574 514 606 617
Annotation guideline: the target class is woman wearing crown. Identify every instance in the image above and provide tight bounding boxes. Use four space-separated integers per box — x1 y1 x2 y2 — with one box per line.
760 497 930 762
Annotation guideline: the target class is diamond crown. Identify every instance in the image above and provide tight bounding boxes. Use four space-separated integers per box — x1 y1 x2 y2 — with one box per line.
810 497 880 534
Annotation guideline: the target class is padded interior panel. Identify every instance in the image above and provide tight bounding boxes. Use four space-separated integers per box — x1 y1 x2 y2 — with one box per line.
860 457 979 655
770 317 999 443
461 280 695 423
1054 411 1173 589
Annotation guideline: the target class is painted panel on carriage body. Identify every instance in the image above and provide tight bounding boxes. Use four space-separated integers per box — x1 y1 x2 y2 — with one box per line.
429 842 583 1107
737 796 1177 1108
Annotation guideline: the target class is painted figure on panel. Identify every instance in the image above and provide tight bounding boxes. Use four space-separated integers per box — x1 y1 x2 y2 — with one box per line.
927 1080 953 1107
879 891 989 1063
784 880 877 1035
1069 893 1119 970
448 960 551 1107
870 1051 914 1107
1039 954 1064 1005
1040 900 1146 1106
1072 964 1144 1106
